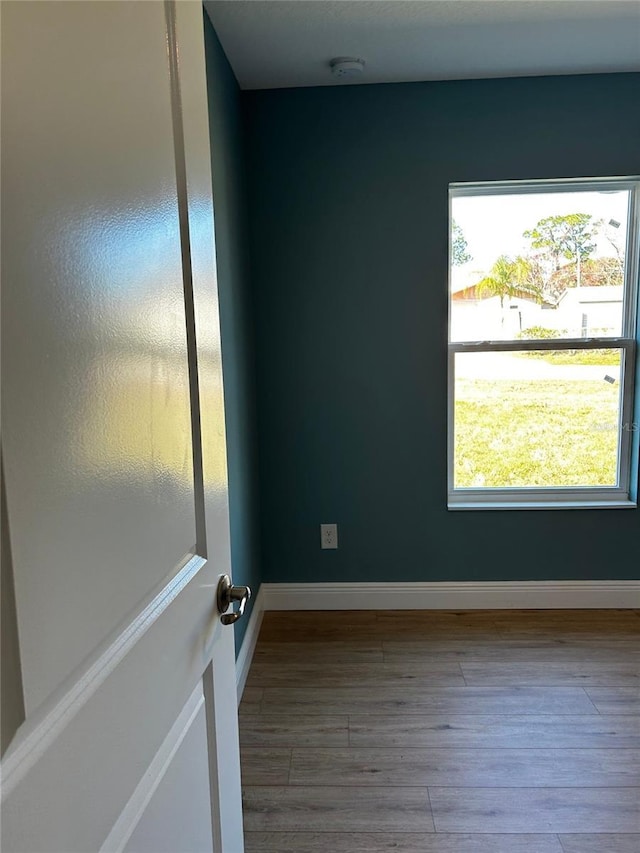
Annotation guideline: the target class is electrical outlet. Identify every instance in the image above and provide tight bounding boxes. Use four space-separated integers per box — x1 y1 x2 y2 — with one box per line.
320 523 338 549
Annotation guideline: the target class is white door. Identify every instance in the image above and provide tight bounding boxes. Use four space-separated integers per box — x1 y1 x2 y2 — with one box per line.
1 2 244 851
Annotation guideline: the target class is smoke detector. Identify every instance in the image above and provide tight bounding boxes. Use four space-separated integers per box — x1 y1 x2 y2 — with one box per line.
330 57 365 80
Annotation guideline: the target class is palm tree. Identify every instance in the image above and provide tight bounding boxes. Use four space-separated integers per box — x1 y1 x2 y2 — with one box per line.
476 255 522 308
476 255 541 330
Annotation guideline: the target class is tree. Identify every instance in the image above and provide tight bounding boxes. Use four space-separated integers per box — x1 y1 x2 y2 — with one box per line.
523 216 570 272
515 255 545 302
597 218 625 279
523 213 597 287
476 255 540 309
551 256 623 290
451 220 471 266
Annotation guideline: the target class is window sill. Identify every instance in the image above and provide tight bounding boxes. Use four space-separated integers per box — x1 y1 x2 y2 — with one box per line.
448 499 637 511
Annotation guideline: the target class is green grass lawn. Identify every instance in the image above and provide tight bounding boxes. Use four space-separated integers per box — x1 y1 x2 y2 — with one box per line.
455 378 620 488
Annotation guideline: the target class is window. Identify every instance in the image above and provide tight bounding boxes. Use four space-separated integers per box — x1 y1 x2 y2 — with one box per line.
448 178 640 509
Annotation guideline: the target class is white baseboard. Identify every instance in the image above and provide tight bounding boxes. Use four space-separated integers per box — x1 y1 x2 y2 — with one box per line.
260 581 640 611
235 584 264 703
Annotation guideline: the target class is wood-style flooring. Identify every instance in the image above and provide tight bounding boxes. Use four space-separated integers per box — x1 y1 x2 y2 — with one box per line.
239 609 640 852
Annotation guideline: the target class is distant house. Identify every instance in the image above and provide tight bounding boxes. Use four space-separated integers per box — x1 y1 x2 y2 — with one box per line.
450 268 623 341
449 268 543 340
553 285 623 337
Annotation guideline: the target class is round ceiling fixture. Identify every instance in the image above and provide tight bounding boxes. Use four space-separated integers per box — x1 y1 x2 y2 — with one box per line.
330 57 365 80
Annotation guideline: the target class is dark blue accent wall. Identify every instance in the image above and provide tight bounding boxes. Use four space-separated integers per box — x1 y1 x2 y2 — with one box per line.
203 15 261 647
243 73 640 584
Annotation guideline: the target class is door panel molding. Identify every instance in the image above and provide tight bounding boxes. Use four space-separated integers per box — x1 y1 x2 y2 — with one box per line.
1 558 222 853
100 682 205 853
1 553 205 797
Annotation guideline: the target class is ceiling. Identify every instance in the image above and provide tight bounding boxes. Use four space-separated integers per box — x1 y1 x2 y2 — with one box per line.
204 0 640 90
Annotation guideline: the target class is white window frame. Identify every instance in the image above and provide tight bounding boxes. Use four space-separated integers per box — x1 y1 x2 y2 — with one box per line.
448 177 640 511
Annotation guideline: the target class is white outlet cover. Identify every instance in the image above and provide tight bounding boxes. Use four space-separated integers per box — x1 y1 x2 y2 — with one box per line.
320 523 338 549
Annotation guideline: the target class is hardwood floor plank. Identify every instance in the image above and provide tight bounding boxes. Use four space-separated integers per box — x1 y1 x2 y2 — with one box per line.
585 688 640 714
461 662 639 687
374 611 502 641
239 715 349 747
492 611 640 634
253 642 384 663
257 626 386 642
239 686 264 715
262 611 379 627
288 748 640 788
258 611 382 643
428 788 640 833
240 748 291 785
245 659 466 689
260 686 598 716
242 786 434 833
559 834 640 852
491 634 640 648
348 714 640 749
383 640 640 663
244 832 564 852
377 627 503 643
374 610 501 622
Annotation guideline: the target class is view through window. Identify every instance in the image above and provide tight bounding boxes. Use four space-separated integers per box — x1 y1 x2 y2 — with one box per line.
448 179 639 508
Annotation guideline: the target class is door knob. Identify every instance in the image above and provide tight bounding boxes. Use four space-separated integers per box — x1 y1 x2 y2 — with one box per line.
216 574 251 625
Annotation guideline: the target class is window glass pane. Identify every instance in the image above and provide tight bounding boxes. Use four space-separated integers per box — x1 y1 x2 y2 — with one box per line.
453 349 623 489
450 190 630 343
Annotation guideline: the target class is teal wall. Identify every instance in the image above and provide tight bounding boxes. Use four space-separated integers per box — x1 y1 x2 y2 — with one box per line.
243 73 640 584
203 16 261 646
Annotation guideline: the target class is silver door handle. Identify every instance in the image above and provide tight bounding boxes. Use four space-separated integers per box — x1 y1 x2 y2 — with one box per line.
216 574 251 625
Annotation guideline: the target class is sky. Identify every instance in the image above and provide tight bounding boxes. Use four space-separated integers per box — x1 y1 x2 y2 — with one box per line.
452 189 629 280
